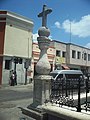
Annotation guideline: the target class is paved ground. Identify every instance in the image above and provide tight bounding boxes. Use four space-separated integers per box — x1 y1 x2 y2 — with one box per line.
0 83 35 120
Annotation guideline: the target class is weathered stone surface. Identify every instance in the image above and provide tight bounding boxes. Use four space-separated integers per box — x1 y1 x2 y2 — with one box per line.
35 56 51 75
38 26 50 37
36 5 52 75
36 36 51 75
33 75 51 107
21 5 52 120
42 103 90 120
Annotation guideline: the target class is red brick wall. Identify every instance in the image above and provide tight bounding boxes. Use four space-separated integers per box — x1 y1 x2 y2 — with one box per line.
0 15 6 84
0 22 6 54
0 57 3 84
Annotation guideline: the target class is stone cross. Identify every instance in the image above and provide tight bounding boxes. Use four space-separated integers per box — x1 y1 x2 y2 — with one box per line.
38 4 52 27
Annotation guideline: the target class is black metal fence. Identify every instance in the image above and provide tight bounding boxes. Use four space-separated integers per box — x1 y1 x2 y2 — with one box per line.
50 75 90 112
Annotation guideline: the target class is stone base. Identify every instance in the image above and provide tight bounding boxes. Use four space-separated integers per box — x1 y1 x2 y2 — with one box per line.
42 103 90 120
20 102 90 120
33 75 51 106
20 105 48 120
21 75 51 120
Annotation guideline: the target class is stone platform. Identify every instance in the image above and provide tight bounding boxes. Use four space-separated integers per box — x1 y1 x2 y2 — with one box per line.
21 102 90 120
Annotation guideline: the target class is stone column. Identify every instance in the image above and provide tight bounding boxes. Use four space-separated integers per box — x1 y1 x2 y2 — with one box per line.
33 26 52 107
32 5 52 107
21 5 52 120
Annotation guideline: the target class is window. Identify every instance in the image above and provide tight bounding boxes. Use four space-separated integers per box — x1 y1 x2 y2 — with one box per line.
82 54 83 59
56 74 63 80
62 51 66 57
77 51 81 59
88 54 90 61
50 73 58 78
84 53 87 60
65 74 82 79
72 50 76 58
5 60 11 70
56 50 61 57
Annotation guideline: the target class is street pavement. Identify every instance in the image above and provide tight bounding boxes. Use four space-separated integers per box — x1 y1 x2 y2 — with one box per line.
0 83 35 120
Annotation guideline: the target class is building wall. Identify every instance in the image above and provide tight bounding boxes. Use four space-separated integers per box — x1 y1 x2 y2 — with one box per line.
53 41 66 55
4 21 32 58
66 44 70 64
33 42 55 63
0 58 3 84
0 11 34 85
68 44 90 66
53 41 90 72
0 16 6 84
0 22 6 55
51 41 67 67
69 44 85 65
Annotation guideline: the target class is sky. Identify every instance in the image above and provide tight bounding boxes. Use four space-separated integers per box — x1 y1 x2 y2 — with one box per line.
0 0 90 48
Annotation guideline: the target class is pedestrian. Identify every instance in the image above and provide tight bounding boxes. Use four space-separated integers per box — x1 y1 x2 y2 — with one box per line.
9 70 13 85
10 71 15 86
14 71 17 85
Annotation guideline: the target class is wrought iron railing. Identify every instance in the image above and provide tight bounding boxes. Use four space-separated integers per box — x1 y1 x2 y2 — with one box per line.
49 76 90 112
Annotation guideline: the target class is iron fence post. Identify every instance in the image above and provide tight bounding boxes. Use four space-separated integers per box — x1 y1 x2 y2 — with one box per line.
77 77 81 112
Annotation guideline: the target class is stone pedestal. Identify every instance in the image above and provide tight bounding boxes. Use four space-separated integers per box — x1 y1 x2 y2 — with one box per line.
21 75 51 120
33 75 51 107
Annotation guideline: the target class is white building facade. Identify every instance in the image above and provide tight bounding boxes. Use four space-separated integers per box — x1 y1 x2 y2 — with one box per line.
51 40 90 74
0 11 34 85
66 43 90 73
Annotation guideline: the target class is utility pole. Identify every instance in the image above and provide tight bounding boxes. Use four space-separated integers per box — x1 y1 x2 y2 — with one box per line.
24 59 30 85
70 21 71 43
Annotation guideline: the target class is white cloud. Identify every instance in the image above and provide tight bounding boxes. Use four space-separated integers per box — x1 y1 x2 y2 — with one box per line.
49 35 53 40
62 14 90 38
55 21 61 29
85 43 90 48
33 33 52 42
33 33 38 43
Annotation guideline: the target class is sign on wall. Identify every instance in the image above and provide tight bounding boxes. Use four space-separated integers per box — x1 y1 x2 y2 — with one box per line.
56 57 65 64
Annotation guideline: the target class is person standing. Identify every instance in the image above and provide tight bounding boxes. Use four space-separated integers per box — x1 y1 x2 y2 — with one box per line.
14 71 17 85
9 70 13 85
10 71 15 86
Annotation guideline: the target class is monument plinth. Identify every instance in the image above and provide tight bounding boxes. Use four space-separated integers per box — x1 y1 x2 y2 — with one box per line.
21 5 52 120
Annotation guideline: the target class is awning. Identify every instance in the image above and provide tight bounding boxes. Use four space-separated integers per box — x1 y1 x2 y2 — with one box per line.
61 64 70 70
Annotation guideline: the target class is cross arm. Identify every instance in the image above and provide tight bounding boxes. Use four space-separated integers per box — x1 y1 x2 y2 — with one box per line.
38 9 52 18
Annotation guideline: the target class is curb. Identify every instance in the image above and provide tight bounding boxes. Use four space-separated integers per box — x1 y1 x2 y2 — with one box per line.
0 83 33 90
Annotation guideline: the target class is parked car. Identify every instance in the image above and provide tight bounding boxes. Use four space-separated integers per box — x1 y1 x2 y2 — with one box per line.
50 70 84 88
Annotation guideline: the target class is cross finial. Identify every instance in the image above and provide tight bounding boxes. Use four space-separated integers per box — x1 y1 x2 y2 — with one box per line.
38 5 52 27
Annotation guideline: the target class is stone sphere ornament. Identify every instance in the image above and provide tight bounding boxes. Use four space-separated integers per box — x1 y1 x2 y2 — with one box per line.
38 26 50 37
